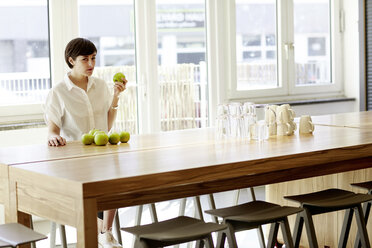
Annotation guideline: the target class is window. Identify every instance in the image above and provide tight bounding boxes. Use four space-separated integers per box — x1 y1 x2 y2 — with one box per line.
294 0 331 86
0 0 50 107
78 0 138 134
0 0 345 130
156 0 208 131
229 0 341 99
235 0 277 91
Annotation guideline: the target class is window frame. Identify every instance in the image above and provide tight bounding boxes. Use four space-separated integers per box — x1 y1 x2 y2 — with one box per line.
0 0 345 127
226 0 343 101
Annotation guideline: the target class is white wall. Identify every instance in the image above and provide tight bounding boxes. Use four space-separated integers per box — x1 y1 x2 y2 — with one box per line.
342 0 361 112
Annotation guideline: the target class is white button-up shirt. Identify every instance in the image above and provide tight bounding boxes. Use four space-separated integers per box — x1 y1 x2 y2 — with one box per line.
44 73 113 141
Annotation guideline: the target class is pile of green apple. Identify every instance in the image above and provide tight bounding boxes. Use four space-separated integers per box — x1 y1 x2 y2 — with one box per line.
81 129 130 146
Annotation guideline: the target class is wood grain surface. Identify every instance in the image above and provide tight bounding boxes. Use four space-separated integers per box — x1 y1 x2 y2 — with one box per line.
4 112 372 248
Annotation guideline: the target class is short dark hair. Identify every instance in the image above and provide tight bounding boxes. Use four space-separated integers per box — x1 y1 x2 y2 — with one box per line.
64 38 97 68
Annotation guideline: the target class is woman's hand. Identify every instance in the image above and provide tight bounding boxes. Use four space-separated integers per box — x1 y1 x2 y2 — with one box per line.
113 77 127 97
48 134 66 146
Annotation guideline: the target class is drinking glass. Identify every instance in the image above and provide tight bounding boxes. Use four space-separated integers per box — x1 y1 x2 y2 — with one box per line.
250 104 269 141
215 103 230 139
228 102 242 137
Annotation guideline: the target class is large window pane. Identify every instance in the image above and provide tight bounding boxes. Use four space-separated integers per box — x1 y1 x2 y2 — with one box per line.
78 0 138 134
294 0 331 85
236 0 277 90
0 0 50 106
156 0 208 131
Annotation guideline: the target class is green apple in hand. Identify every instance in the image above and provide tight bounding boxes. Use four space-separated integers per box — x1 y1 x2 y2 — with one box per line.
108 133 120 145
113 72 126 83
120 131 130 143
94 132 108 146
81 133 94 145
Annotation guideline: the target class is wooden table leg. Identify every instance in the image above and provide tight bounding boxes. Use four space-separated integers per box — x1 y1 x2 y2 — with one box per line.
8 179 32 248
76 198 98 248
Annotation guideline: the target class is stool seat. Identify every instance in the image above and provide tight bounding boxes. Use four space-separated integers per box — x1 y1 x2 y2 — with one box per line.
122 216 226 247
205 201 302 248
284 188 372 210
0 223 47 248
351 181 372 191
206 200 302 226
284 188 372 248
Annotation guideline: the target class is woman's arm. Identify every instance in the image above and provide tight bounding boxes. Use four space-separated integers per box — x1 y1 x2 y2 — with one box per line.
47 120 66 146
107 79 127 131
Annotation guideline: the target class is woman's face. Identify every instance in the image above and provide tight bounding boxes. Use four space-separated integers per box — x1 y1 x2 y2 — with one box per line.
69 52 96 77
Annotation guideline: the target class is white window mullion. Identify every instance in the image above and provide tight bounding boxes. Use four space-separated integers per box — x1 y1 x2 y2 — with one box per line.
282 0 294 94
49 0 79 86
135 0 160 134
206 0 235 123
289 0 342 95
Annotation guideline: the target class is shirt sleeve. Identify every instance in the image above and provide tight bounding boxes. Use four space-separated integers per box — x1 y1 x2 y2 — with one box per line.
43 90 64 128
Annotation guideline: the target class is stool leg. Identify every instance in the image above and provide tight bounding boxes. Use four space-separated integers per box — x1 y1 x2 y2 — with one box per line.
113 211 122 245
281 217 294 248
134 237 150 248
225 221 238 248
354 204 371 248
149 203 158 223
50 222 57 248
354 201 371 248
205 234 215 248
207 194 218 223
216 231 227 248
58 224 67 248
267 222 279 248
339 208 354 248
302 208 319 248
292 213 304 248
194 196 204 221
29 216 36 248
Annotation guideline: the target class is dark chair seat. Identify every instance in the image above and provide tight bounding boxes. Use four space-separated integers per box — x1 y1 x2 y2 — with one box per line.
351 180 372 193
206 200 302 228
205 200 303 248
284 188 372 212
0 223 47 248
122 216 227 248
284 188 372 248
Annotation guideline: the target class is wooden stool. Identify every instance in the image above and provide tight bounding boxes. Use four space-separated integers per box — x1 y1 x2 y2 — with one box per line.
351 180 372 248
121 216 227 248
0 223 47 248
284 188 372 248
205 200 303 248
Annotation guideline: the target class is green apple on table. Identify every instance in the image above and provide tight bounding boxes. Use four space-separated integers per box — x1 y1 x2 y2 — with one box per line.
94 132 109 146
108 132 120 145
81 133 94 145
120 131 130 143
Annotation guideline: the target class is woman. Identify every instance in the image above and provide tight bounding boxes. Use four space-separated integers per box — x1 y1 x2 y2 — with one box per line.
44 37 126 248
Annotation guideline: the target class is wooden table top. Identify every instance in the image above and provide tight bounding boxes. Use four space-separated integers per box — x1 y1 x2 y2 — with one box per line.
10 124 372 208
311 111 372 128
0 128 216 166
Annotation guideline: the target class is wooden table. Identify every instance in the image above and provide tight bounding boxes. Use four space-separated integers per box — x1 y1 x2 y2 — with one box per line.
268 111 372 247
5 117 372 247
311 111 372 128
0 128 216 222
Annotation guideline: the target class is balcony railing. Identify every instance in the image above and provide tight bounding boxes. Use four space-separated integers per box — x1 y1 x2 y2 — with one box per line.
0 62 327 132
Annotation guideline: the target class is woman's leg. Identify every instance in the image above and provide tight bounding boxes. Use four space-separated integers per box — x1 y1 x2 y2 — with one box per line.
102 209 117 232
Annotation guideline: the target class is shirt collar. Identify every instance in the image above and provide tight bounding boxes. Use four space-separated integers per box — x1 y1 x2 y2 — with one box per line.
64 72 96 91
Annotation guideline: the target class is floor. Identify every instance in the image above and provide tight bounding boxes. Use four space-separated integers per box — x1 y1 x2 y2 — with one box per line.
0 127 267 248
